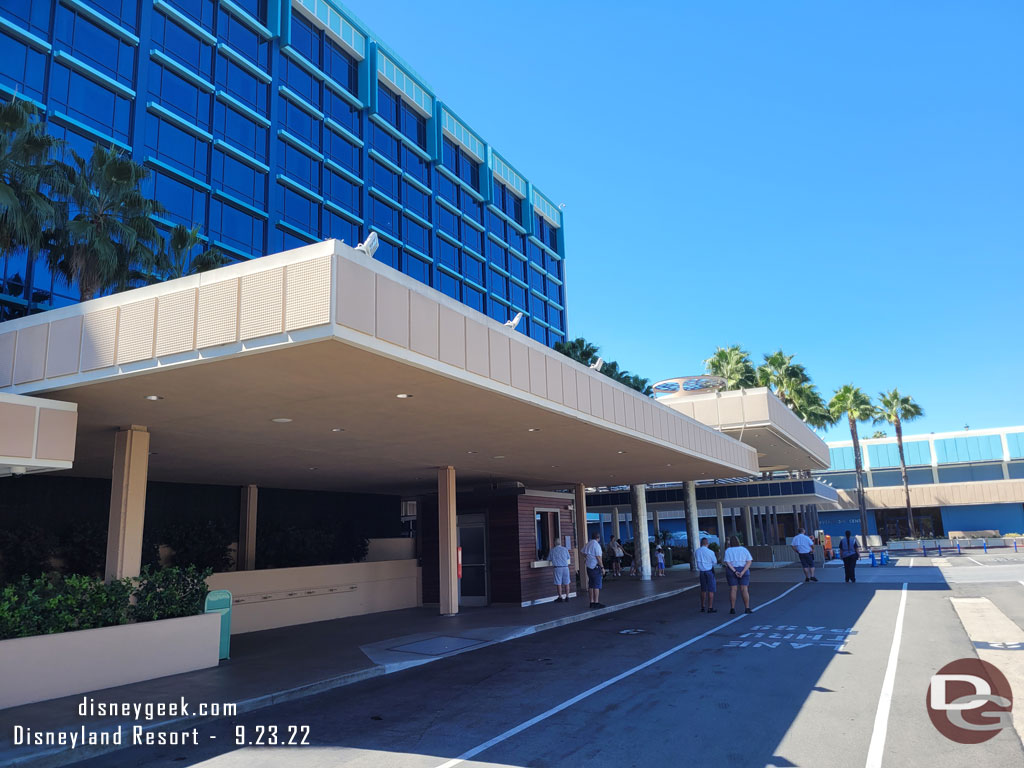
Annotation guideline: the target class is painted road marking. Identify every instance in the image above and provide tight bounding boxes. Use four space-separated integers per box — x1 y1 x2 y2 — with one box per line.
865 582 908 768
950 597 1024 745
434 583 804 768
967 557 985 566
909 558 914 568
723 624 858 651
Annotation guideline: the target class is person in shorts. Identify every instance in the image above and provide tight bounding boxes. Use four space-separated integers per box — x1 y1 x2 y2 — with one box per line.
655 545 666 576
695 537 718 613
723 536 753 614
791 527 817 582
549 536 571 601
581 532 605 608
610 537 625 576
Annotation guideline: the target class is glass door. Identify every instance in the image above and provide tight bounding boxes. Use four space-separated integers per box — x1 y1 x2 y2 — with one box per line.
457 513 488 607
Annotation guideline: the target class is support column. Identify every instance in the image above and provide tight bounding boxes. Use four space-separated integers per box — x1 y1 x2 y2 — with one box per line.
105 425 150 582
237 484 258 571
631 484 651 580
652 508 660 539
438 466 458 616
715 501 725 544
729 506 738 538
771 505 779 544
685 481 700 570
611 506 620 542
574 483 589 590
743 506 754 547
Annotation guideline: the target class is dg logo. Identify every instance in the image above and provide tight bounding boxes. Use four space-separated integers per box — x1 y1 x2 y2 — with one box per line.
926 658 1014 744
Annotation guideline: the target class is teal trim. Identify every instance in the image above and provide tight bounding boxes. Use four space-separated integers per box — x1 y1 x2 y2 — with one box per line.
403 243 429 261
324 159 362 185
50 110 131 150
436 196 460 216
220 0 274 39
508 273 528 289
401 172 430 194
463 247 485 264
529 287 546 300
276 130 324 160
488 292 510 305
436 164 483 201
215 90 271 127
935 435 1004 464
323 200 363 224
548 298 564 311
53 50 135 98
145 156 211 190
277 174 324 202
217 43 272 83
486 231 508 248
403 208 430 229
462 216 484 232
213 139 270 172
487 203 525 234
528 234 560 259
151 50 215 92
211 239 253 260
153 0 216 45
367 186 401 210
281 45 363 108
367 225 400 246
212 188 269 218
275 220 318 244
465 276 485 292
0 16 53 51
367 148 401 174
325 77 362 108
152 214 211 241
0 85 46 111
828 446 856 472
367 114 431 161
146 102 213 141
324 118 363 147
527 261 546 275
488 263 510 278
278 85 324 119
437 230 460 248
62 0 140 45
437 263 461 280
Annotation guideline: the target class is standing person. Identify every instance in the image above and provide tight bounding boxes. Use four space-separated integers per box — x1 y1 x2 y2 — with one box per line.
695 537 718 613
838 530 860 583
723 536 753 614
581 532 605 608
549 536 571 601
628 543 641 577
654 545 666 576
610 537 625 577
791 527 817 582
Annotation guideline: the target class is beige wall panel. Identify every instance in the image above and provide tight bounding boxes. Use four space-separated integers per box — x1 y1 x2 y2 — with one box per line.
155 289 197 357
561 364 577 409
528 349 547 398
545 357 563 404
602 384 615 425
375 278 410 349
488 329 511 385
116 298 157 365
438 306 465 368
80 308 118 371
36 408 78 461
576 369 591 413
509 339 530 391
589 377 603 419
0 331 14 386
692 399 720 429
623 394 636 430
336 259 375 335
285 256 330 331
613 389 625 427
676 401 696 419
409 293 439 359
45 316 82 379
0 402 35 457
718 396 745 426
197 278 239 349
744 396 770 422
240 268 284 340
14 323 49 384
464 319 488 376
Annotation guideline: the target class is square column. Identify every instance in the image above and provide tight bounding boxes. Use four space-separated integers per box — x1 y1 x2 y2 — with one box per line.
715 501 725 543
631 484 651 580
611 506 620 542
237 485 258 571
652 508 660 539
743 505 754 547
438 466 458 616
685 481 700 569
574 483 589 590
104 425 150 582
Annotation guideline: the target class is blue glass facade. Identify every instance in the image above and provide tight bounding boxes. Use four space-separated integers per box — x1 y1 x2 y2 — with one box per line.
0 0 568 346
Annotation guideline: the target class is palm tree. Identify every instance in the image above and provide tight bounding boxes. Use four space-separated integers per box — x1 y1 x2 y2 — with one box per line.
704 345 757 390
151 224 227 283
828 385 876 543
874 389 924 538
0 100 67 306
554 337 598 366
47 145 161 301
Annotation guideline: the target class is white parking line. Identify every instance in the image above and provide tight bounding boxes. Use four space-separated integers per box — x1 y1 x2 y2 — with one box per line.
865 582 908 768
967 557 985 566
435 583 804 768
908 558 914 568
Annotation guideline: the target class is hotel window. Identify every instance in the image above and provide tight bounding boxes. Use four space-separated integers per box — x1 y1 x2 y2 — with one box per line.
210 198 263 254
463 254 483 286
437 238 459 270
438 270 460 300
460 191 483 224
219 8 268 69
290 11 321 67
507 229 525 255
152 12 213 79
282 57 320 110
325 40 357 95
145 114 209 180
535 215 559 252
508 255 526 283
404 251 430 284
324 207 359 245
213 149 265 208
1 0 52 37
403 215 428 254
510 282 526 311
488 297 508 323
280 97 320 150
370 122 399 164
214 102 268 163
325 128 359 174
437 172 458 207
377 84 426 150
402 145 429 185
441 138 480 190
535 510 559 561
464 284 484 312
215 55 268 115
437 206 459 239
167 0 214 32
150 63 213 128
529 321 545 344
373 235 399 269
462 225 482 255
50 66 132 144
486 240 506 271
402 181 429 220
149 170 206 228
324 169 359 215
493 181 523 225
370 158 399 201
282 186 319 233
0 34 46 101
280 141 320 192
232 0 267 24
54 6 136 87
369 197 398 237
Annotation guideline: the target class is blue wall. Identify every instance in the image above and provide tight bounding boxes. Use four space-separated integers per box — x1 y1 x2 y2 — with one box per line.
818 510 878 541
940 503 1024 535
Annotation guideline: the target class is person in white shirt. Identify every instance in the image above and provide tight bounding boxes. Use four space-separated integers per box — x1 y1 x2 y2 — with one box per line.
791 528 817 582
695 538 718 613
581 533 605 609
723 536 753 614
610 537 625 577
838 529 860 583
548 537 572 601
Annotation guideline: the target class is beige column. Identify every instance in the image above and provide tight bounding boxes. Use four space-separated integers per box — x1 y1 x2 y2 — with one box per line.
574 483 589 590
104 425 150 582
685 481 700 570
715 501 725 544
438 466 458 616
631 484 651 580
743 506 754 547
652 508 660 539
237 484 258 571
611 506 621 542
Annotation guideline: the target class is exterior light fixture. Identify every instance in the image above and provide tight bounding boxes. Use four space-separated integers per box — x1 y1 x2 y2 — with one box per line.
617 450 627 454
271 418 293 423
527 428 541 432
467 450 478 454
395 393 412 399
144 395 163 401
331 428 344 432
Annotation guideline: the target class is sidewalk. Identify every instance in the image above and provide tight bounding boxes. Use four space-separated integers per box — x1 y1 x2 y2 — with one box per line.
0 566 719 767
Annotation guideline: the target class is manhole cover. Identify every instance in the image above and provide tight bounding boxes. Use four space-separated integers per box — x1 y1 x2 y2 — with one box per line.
389 635 483 655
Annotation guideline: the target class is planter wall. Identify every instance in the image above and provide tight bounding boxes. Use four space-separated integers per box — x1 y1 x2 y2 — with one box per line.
0 613 219 710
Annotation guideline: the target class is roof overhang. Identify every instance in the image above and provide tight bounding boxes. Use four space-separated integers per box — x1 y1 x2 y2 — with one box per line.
0 392 77 477
0 241 759 494
654 388 830 472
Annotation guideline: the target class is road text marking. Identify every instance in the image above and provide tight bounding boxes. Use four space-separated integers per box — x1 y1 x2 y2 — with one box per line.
865 582 908 768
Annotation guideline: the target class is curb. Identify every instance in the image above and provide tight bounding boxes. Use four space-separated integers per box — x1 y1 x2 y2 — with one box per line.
4 582 700 768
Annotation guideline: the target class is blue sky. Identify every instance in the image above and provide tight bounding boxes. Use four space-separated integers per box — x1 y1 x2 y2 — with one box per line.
350 0 1023 441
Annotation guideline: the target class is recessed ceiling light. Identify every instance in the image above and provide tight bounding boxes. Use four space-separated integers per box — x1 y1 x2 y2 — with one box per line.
395 393 412 399
467 450 478 454
528 428 541 432
271 418 293 423
308 466 318 471
609 474 615 478
666 463 672 467
331 428 344 432
144 395 163 401
617 450 627 454
551 464 559 468
492 455 505 459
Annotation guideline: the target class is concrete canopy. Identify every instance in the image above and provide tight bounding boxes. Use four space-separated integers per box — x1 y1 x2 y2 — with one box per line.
0 392 77 477
0 241 759 495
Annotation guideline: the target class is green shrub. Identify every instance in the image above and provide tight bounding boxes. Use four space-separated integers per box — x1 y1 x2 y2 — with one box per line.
130 565 211 623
